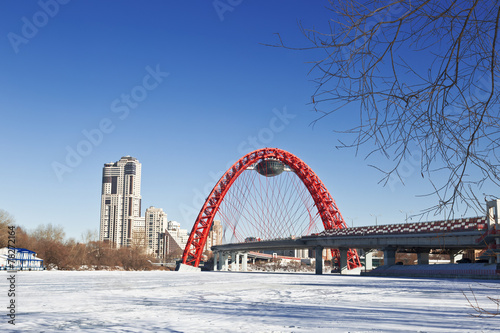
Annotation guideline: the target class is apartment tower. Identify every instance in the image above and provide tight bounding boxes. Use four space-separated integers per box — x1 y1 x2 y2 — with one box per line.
99 156 142 247
145 206 167 257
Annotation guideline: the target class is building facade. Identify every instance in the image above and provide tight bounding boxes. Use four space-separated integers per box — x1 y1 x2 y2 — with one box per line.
0 248 44 271
99 156 142 247
166 221 189 253
204 220 223 252
131 216 146 248
145 206 168 257
161 230 183 259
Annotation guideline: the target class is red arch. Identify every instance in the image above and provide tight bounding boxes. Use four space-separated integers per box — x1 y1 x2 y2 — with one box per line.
182 148 361 269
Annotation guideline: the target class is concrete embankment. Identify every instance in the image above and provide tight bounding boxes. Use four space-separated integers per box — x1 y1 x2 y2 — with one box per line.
362 263 500 279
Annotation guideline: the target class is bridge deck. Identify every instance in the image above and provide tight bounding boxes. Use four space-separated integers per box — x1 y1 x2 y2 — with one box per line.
313 216 487 237
213 217 490 252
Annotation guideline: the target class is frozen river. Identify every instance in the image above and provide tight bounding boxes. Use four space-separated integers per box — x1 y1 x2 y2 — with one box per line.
1 270 498 332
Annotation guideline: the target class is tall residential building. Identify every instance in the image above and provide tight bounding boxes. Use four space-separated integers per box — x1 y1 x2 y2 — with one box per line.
204 220 223 251
99 156 142 247
145 206 167 257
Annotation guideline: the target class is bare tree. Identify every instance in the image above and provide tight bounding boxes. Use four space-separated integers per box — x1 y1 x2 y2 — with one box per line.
463 285 500 317
271 0 500 216
32 223 66 243
130 226 147 250
81 229 98 244
28 224 67 269
86 240 110 268
164 248 183 263
0 209 15 248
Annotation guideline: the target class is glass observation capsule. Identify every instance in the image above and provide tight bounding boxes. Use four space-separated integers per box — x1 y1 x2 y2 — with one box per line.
255 159 284 177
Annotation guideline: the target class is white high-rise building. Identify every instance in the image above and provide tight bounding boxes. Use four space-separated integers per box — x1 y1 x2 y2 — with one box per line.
204 220 223 251
99 156 142 247
145 207 167 257
166 221 189 251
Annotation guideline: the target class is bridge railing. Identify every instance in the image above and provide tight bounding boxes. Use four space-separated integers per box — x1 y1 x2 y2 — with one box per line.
313 217 487 237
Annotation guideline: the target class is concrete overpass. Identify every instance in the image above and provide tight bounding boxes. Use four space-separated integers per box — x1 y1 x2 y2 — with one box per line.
213 227 486 252
211 203 500 275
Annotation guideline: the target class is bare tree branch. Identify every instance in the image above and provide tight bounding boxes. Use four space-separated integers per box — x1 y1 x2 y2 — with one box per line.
271 0 500 217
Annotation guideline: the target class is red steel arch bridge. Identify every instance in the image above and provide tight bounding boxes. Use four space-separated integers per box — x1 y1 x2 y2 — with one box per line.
180 148 361 270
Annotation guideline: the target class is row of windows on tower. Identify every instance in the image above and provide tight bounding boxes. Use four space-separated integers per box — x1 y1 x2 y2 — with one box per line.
103 176 136 195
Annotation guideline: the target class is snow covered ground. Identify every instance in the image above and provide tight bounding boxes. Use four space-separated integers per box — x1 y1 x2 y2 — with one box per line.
1 270 499 332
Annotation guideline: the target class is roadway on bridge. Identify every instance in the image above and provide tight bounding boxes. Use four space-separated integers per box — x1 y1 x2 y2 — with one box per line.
212 217 488 253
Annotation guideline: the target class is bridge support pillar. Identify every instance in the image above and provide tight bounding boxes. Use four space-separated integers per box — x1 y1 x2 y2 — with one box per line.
364 250 373 271
487 199 500 229
315 246 324 275
234 253 240 271
384 247 397 266
213 251 218 271
216 252 222 270
223 252 229 271
339 248 349 274
417 250 429 265
242 252 248 272
230 252 236 271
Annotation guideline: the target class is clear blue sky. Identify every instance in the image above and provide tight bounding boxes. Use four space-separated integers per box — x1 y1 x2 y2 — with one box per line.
0 1 492 240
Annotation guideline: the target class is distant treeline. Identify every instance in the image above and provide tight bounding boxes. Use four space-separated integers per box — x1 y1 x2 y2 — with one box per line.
0 209 177 270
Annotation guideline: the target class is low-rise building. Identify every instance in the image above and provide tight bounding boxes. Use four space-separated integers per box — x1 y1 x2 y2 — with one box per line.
0 248 44 271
